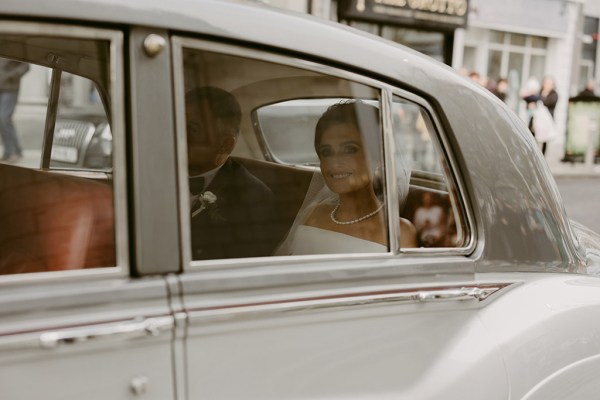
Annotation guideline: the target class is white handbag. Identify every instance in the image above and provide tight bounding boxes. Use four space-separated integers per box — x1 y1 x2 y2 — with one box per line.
532 101 558 143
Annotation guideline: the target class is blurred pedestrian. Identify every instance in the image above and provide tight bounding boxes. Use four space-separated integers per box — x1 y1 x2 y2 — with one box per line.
484 77 495 92
521 76 541 122
457 66 470 77
577 79 597 98
0 58 29 163
538 76 558 155
520 77 541 104
521 77 558 156
493 77 508 102
468 70 482 86
540 76 558 116
521 77 542 141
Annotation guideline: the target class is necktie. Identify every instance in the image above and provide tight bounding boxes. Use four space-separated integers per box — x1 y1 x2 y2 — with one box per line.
189 176 206 217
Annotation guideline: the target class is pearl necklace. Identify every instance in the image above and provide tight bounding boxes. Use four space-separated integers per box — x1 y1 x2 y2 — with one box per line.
330 203 384 225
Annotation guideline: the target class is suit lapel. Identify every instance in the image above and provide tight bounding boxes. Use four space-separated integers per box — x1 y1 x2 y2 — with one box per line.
205 158 235 206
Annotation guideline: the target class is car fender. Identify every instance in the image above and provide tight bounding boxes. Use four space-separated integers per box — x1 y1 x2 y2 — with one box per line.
477 273 600 399
522 353 600 400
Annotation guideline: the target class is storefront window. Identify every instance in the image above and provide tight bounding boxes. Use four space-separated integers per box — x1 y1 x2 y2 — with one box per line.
507 53 524 81
530 55 545 83
466 30 547 110
462 46 476 72
510 33 527 46
531 36 548 49
489 31 504 44
487 50 502 81
578 16 599 91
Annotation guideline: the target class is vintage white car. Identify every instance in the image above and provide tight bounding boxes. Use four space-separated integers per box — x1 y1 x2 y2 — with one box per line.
1 0 600 399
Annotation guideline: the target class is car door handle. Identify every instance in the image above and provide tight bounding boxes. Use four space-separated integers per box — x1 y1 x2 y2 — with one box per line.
39 316 174 349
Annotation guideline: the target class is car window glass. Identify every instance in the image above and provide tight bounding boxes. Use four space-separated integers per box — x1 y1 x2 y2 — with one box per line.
392 96 466 248
179 46 399 262
0 33 116 275
255 98 377 166
51 72 112 171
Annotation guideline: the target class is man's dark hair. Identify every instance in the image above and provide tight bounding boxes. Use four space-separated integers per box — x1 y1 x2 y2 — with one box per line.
185 86 242 137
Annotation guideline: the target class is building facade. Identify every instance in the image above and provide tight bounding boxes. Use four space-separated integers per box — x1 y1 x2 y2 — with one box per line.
452 0 599 164
11 0 600 167
266 0 600 166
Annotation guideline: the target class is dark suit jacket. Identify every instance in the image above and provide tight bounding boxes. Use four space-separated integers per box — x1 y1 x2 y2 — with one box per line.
190 158 278 260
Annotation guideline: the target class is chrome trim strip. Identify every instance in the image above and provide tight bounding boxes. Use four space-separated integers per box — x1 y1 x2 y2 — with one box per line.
0 315 174 351
384 88 477 256
186 283 511 324
39 316 174 349
109 30 129 274
381 89 401 254
171 37 193 269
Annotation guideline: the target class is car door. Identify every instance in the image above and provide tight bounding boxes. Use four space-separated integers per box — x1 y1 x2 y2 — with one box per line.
0 21 176 399
170 37 510 399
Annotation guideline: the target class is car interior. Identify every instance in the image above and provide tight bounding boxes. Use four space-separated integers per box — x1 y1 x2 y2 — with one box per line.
185 48 460 253
0 34 115 274
0 34 462 275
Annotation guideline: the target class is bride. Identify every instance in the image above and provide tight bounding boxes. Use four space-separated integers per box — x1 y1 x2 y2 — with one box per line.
278 100 417 255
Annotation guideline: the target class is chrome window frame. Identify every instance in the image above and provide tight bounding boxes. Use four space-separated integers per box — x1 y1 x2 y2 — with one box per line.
382 88 476 256
171 36 475 274
0 21 128 285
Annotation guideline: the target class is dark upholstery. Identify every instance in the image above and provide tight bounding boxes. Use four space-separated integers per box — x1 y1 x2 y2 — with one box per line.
233 157 314 249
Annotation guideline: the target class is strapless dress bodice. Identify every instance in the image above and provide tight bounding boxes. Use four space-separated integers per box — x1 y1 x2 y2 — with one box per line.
288 225 387 255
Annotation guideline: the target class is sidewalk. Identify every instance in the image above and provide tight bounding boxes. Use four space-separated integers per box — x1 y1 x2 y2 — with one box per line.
544 141 600 177
549 162 600 177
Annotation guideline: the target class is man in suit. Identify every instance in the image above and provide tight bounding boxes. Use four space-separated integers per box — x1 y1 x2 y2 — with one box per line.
185 86 276 260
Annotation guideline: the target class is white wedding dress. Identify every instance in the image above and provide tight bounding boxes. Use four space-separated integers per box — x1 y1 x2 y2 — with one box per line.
277 159 409 256
286 225 387 255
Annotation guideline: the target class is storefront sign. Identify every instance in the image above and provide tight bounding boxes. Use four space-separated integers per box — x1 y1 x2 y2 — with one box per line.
338 0 468 30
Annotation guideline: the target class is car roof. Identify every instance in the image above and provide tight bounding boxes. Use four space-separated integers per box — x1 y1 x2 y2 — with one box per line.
0 0 461 91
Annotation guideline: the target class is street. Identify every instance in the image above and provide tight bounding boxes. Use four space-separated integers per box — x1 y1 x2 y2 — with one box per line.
555 176 600 233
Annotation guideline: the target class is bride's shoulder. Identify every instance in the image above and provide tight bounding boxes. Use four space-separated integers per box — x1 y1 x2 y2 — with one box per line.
399 217 418 248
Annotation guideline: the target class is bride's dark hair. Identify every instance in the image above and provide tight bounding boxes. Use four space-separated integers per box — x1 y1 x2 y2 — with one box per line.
314 100 379 152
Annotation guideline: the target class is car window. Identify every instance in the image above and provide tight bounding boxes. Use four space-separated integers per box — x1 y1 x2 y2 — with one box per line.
175 40 468 265
254 98 374 166
0 29 120 275
392 96 467 248
51 72 112 171
176 42 395 262
255 95 467 250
